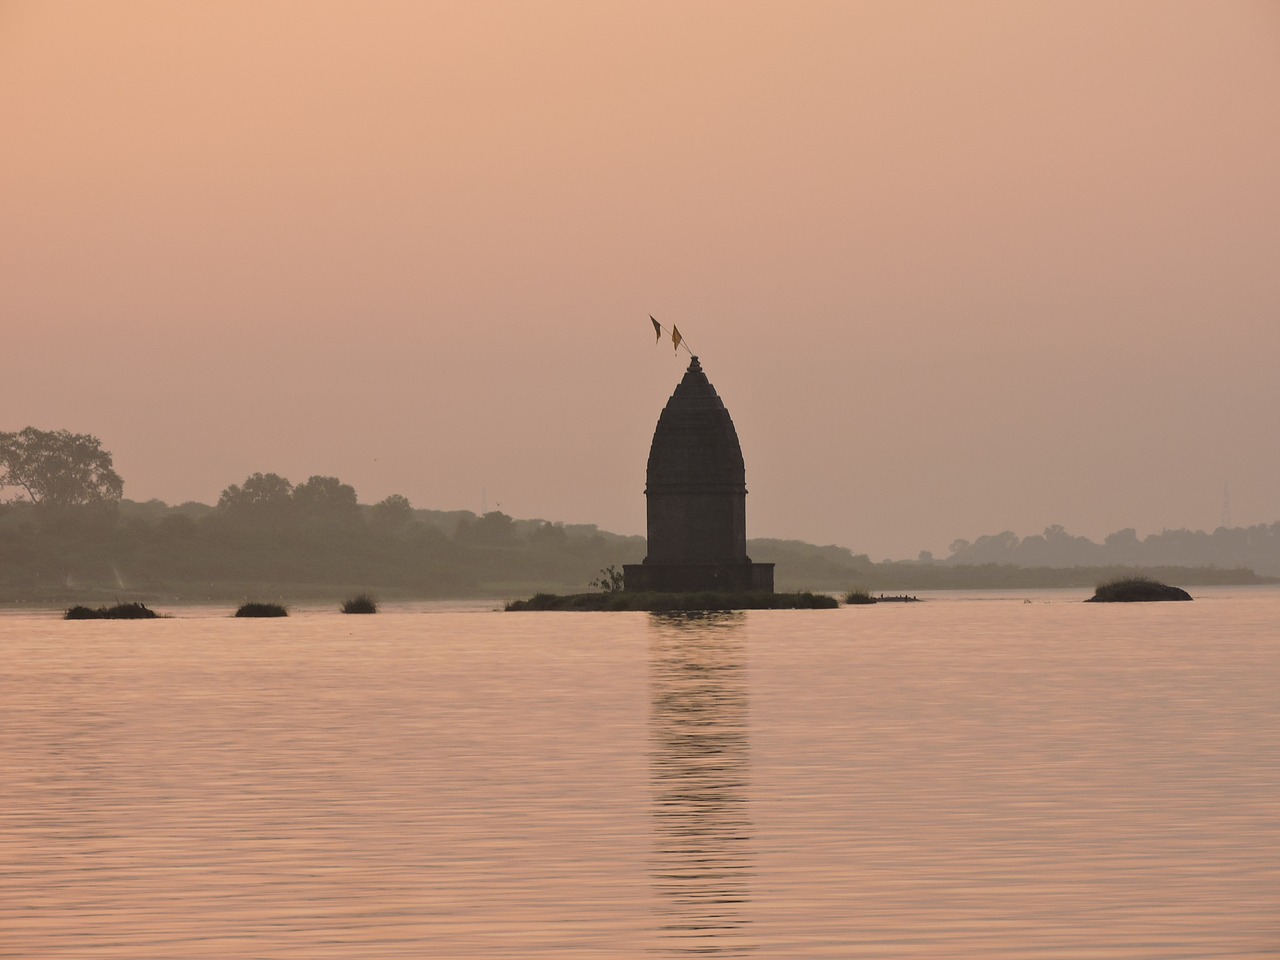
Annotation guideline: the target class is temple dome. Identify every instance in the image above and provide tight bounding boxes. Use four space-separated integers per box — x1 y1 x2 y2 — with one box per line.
645 356 746 492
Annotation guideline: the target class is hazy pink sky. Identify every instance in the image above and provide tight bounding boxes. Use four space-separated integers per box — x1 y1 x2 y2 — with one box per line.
3 2 1278 559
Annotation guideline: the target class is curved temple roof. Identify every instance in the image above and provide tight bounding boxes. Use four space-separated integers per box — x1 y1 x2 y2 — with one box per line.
645 356 747 493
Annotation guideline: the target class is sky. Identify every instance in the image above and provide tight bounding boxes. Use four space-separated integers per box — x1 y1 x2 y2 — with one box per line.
2 1 1278 560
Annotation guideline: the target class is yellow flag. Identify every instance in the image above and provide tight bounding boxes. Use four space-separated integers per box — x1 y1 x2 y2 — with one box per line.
650 315 662 343
672 325 682 352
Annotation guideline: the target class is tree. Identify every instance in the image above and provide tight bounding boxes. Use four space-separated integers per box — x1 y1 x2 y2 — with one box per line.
292 475 359 521
217 473 295 517
370 494 414 528
456 510 516 545
964 530 1020 563
0 427 124 506
589 564 625 593
1103 527 1141 564
529 520 569 549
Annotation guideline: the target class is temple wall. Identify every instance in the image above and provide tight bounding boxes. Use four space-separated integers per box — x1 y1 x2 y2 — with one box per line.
645 490 747 563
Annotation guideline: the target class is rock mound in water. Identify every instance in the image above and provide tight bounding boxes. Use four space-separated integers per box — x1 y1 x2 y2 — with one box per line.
1086 577 1192 602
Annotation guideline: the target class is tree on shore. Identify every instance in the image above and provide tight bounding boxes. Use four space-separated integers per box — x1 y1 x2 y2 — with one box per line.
217 472 294 519
215 473 299 535
370 493 414 529
293 475 359 522
0 427 123 507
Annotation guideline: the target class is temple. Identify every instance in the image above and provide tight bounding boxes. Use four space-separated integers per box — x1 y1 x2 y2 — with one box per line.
623 356 774 593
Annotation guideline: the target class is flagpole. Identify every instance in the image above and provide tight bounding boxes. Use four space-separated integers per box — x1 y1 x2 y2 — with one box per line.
648 316 695 357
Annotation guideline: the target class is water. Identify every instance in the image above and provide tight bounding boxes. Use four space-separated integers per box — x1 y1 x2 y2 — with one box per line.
3 589 1277 957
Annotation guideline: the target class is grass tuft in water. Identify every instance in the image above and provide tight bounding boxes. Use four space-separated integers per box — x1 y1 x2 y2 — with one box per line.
341 593 378 614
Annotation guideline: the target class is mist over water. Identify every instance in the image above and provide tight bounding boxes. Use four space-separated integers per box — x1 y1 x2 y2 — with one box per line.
3 590 1277 957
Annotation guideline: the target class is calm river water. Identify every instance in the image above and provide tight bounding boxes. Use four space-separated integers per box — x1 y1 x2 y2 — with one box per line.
2 588 1277 958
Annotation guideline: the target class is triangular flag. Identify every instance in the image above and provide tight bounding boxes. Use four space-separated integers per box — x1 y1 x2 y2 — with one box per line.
650 315 662 343
671 326 682 352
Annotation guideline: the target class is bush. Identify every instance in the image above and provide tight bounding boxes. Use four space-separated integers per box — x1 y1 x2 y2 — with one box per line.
235 601 288 617
843 588 876 605
65 601 160 620
793 591 839 609
341 593 378 614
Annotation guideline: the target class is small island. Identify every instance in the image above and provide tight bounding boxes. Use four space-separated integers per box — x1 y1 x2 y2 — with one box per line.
506 590 836 612
842 589 922 604
1086 576 1192 602
509 356 826 613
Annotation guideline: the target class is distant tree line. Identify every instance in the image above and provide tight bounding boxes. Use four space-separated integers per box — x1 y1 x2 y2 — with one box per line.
0 472 645 600
942 523 1280 577
0 428 646 599
1 427 1274 599
744 539 1270 592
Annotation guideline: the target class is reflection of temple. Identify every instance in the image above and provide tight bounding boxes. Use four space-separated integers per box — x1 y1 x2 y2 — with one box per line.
624 357 773 593
648 612 755 955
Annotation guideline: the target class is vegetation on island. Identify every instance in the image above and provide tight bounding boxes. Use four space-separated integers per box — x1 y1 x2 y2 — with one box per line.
65 601 160 620
506 590 837 612
506 565 836 611
1086 576 1192 602
588 565 626 593
841 591 921 603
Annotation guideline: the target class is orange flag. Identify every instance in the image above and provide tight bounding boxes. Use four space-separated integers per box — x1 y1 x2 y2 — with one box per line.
672 325 682 352
650 315 662 342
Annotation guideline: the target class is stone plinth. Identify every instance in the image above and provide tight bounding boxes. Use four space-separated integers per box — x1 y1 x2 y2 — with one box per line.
623 560 774 593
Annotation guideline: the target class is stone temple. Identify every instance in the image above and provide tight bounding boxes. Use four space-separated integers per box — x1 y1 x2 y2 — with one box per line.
623 357 774 593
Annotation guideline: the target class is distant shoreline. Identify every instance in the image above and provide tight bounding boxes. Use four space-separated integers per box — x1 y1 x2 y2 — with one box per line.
3 496 1277 605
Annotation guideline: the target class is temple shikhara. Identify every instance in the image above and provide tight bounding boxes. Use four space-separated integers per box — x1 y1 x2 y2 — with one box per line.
624 356 773 593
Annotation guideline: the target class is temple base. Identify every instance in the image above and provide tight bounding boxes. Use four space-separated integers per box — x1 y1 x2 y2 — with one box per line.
623 561 774 594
